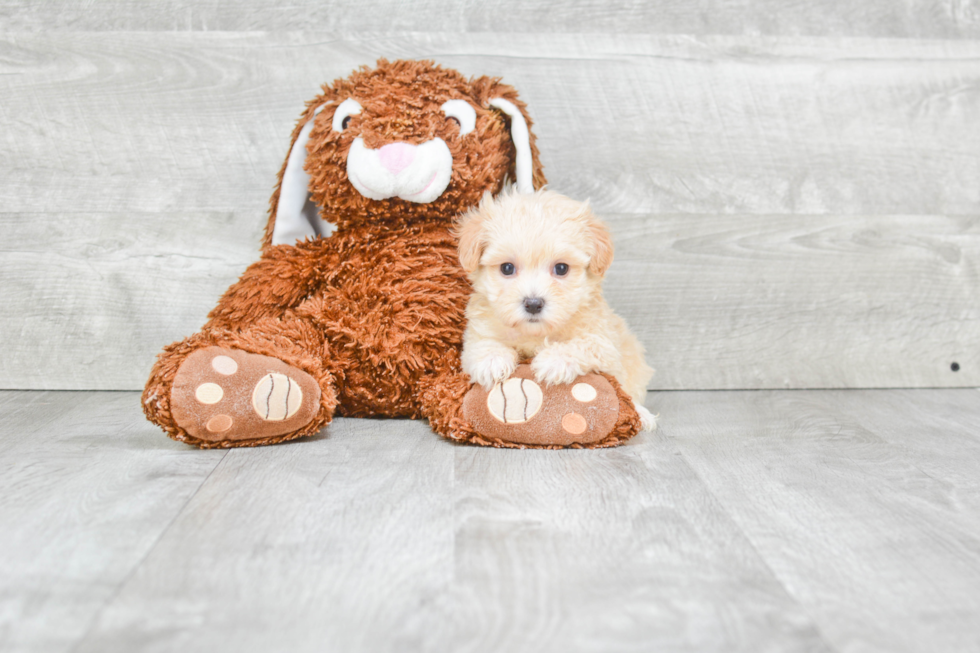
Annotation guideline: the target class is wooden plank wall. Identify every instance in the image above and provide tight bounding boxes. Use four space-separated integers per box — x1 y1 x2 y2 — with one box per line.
1 4 978 390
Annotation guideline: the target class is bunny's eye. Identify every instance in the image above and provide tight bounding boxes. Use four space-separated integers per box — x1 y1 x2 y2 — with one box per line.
440 99 476 135
333 98 362 132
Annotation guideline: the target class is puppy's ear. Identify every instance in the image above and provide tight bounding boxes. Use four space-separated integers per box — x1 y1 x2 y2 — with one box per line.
454 192 492 274
585 204 615 277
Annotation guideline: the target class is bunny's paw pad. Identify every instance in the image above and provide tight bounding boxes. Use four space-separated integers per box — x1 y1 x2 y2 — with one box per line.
170 347 320 444
463 364 626 447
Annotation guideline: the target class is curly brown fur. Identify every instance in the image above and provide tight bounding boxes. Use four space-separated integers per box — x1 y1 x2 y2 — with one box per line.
143 58 638 449
263 59 546 247
142 318 339 448
144 59 548 448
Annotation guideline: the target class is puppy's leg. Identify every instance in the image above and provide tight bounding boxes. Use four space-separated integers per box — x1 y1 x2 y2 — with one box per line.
531 334 619 386
462 337 519 390
634 402 657 432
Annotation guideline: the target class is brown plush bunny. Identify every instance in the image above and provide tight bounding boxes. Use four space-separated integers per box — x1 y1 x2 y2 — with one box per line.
142 59 641 449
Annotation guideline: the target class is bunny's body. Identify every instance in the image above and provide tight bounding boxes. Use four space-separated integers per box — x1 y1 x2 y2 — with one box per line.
142 59 641 449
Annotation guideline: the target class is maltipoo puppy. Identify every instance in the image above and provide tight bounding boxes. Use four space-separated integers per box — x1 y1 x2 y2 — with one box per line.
456 190 656 431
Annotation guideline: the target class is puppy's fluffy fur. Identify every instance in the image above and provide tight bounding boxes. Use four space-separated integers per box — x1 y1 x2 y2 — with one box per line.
456 190 656 431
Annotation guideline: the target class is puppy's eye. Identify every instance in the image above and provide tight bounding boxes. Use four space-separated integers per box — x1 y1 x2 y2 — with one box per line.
332 98 362 132
500 262 516 276
553 263 569 276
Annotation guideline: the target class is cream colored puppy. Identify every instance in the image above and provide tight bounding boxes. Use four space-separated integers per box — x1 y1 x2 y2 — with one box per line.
456 190 656 431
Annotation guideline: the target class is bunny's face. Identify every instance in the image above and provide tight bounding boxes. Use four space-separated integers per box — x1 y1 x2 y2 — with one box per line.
267 59 545 243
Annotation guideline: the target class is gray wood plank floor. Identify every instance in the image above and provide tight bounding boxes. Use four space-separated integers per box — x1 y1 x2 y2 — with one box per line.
3 389 979 652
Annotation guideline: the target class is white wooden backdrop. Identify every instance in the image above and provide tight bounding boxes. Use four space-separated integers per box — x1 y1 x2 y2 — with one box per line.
1 5 979 390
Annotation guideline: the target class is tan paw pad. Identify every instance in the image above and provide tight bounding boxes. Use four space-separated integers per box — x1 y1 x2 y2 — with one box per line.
195 383 224 404
171 346 321 444
463 365 624 447
252 372 303 421
486 378 543 424
571 382 597 403
211 355 238 375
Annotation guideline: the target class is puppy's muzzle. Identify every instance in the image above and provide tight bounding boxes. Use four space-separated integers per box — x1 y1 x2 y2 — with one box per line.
523 297 545 315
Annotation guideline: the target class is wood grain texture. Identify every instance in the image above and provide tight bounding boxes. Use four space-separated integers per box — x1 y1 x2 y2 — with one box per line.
0 390 225 653
828 390 980 501
606 212 980 389
3 32 979 390
73 417 455 653
5 388 980 651
448 439 833 652
0 212 259 391
2 33 979 217
3 212 976 390
2 0 979 38
663 388 980 653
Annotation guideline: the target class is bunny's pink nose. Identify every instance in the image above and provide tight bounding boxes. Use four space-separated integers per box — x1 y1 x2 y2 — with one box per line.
377 142 416 175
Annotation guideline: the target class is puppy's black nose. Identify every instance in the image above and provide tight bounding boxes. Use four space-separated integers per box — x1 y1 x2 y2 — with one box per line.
523 297 545 315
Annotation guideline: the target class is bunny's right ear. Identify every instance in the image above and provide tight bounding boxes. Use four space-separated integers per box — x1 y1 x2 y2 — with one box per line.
488 98 533 194
262 99 340 249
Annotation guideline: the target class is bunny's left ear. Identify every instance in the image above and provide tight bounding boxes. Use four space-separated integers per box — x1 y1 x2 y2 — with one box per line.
476 80 546 194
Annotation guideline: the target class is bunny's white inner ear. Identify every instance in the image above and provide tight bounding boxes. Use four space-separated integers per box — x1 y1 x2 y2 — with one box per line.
489 98 533 194
272 104 335 246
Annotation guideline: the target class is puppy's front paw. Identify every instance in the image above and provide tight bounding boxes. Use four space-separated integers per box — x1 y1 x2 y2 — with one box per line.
635 403 658 432
532 350 587 386
469 354 517 391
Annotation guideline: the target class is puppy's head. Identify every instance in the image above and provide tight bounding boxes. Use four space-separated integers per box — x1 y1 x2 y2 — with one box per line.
456 189 614 336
